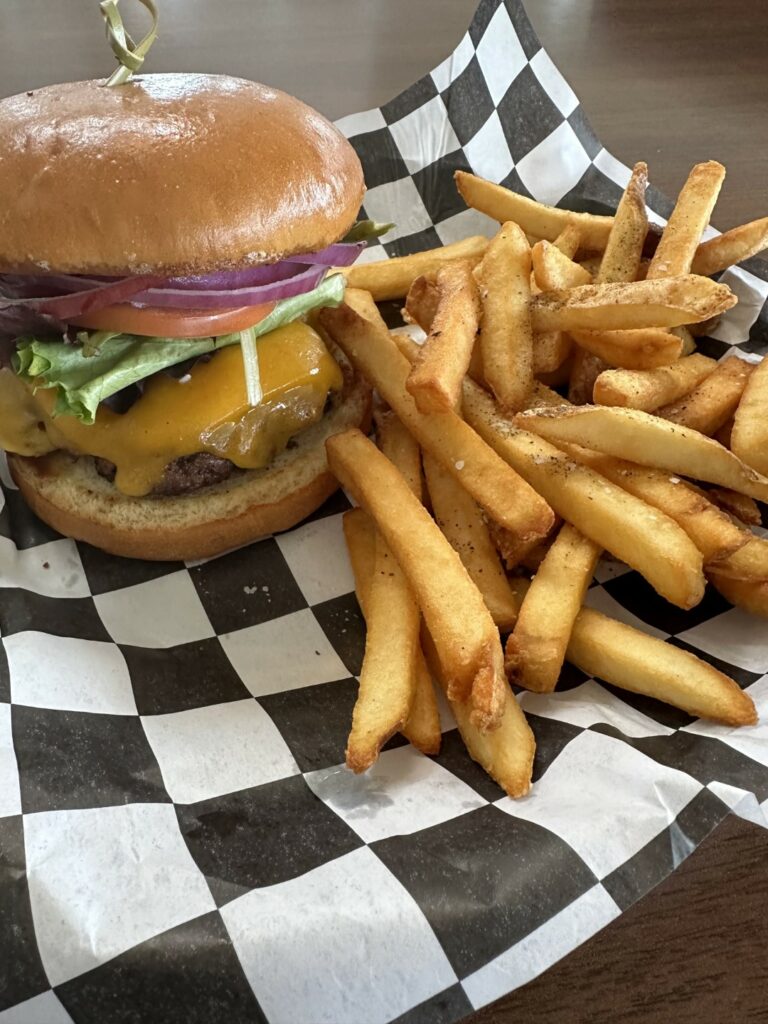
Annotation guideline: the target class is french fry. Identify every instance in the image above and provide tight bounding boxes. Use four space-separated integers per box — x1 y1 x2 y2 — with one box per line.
338 235 489 301
320 290 555 546
534 330 572 374
552 223 582 259
345 520 419 772
646 162 726 279
342 414 421 770
531 276 736 333
567 606 756 726
393 333 559 570
578 255 604 277
657 355 754 435
477 221 534 411
558 445 749 564
593 354 717 411
422 628 535 798
691 216 768 276
714 415 734 449
462 380 705 608
568 165 649 400
402 275 440 332
705 487 761 527
327 428 506 728
406 260 481 413
539 352 575 389
454 171 614 250
343 507 377 609
517 403 768 501
731 354 768 474
677 326 697 354
422 452 520 631
568 349 605 404
598 162 648 284
707 536 768 618
404 655 442 755
376 408 422 494
343 508 441 756
531 240 593 290
486 519 551 573
569 327 683 369
404 293 569 378
515 237 575 378
506 523 601 693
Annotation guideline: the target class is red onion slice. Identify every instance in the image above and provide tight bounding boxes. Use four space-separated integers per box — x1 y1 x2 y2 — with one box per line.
0 239 362 324
129 265 328 310
164 262 309 291
33 276 162 319
283 241 364 267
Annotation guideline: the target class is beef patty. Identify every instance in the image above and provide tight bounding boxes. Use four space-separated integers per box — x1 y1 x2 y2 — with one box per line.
95 452 236 496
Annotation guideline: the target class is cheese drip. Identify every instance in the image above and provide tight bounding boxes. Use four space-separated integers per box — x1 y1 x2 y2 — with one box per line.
0 322 342 497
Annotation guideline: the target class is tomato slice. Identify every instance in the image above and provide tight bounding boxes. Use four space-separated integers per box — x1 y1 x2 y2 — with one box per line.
69 302 276 338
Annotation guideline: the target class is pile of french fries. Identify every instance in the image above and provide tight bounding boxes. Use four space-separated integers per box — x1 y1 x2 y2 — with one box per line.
316 161 768 798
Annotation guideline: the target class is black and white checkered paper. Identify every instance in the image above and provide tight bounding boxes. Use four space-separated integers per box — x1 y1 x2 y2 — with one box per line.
2 1 768 1021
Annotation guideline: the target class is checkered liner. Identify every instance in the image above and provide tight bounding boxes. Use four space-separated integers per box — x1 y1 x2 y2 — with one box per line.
2 1 768 1021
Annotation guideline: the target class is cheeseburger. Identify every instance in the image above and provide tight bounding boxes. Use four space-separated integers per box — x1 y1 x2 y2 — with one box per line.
0 73 373 560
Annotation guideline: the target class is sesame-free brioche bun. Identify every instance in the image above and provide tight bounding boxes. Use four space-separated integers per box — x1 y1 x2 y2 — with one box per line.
8 372 371 561
0 73 365 276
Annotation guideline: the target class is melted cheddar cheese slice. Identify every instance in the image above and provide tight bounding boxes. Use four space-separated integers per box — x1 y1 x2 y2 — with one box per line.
0 322 342 496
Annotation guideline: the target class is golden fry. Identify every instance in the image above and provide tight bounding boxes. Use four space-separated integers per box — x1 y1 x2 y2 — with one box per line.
454 171 613 249
462 380 705 609
506 523 601 693
657 355 754 435
560 445 748 565
534 330 573 374
531 240 592 291
376 409 422 496
343 507 377 616
568 348 606 404
343 508 440 756
707 536 768 618
406 260 481 413
422 452 520 631
568 607 756 726
731 354 768 474
477 221 534 411
327 428 505 725
345 524 419 772
517 403 768 501
705 486 761 527
320 291 554 545
598 162 648 284
570 327 683 369
714 415 734 449
647 161 725 279
402 275 440 332
531 275 735 333
691 217 768 276
552 223 582 259
339 236 488 301
422 628 535 798
593 354 717 411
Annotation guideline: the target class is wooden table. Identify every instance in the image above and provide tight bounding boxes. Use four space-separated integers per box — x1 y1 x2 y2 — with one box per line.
1 1 766 1020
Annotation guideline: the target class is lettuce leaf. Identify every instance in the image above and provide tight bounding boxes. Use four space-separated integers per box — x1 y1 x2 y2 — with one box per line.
13 273 346 424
